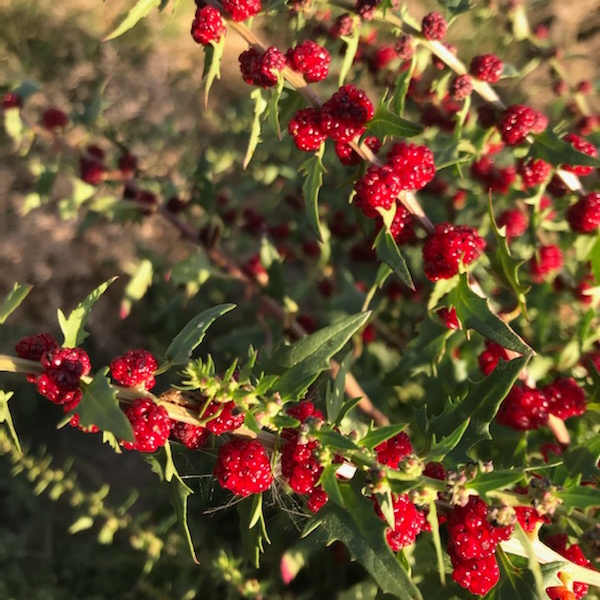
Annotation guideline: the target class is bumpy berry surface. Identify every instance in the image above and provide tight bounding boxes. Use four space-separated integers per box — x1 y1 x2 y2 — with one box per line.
281 433 322 494
355 0 380 21
449 74 473 101
16 333 59 361
171 421 210 449
286 40 331 83
450 554 500 596
469 54 504 83
110 348 158 390
288 107 326 151
566 192 600 233
498 104 548 145
307 487 328 513
221 0 261 21
354 165 401 217
286 400 324 423
496 384 549 430
330 13 355 38
375 431 412 469
545 534 591 599
424 461 447 480
530 244 563 283
41 107 69 130
191 6 226 45
497 208 529 240
122 398 171 453
561 133 598 176
437 306 460 330
394 35 414 60
239 47 285 88
518 157 552 188
421 12 447 40
514 506 547 534
214 439 273 496
36 347 91 405
334 135 380 166
544 378 586 420
385 202 414 245
320 84 374 143
202 400 245 434
470 156 516 194
375 493 426 551
422 223 486 281
386 142 436 191
63 397 99 433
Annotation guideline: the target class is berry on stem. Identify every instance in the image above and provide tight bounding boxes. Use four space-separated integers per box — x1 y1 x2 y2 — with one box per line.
110 348 158 390
320 84 374 143
191 6 226 45
566 192 600 234
498 104 548 146
421 12 447 40
469 54 504 83
561 133 598 176
122 398 171 453
288 108 326 151
286 40 331 83
239 47 286 88
222 0 261 21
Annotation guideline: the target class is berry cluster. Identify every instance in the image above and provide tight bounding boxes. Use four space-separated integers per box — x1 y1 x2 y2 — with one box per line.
191 5 226 46
498 104 548 145
239 46 286 88
221 0 261 22
374 493 427 551
469 54 504 83
122 398 172 453
286 40 331 83
110 348 158 390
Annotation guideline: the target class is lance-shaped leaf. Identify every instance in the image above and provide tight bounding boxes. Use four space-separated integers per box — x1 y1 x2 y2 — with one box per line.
426 419 470 463
201 37 226 105
319 463 345 508
244 88 268 168
531 131 600 168
73 368 135 441
0 391 21 454
339 29 360 85
366 95 423 140
428 356 529 460
300 149 326 242
325 351 352 423
357 423 408 450
304 480 423 600
238 494 271 568
121 258 153 319
0 282 32 325
57 278 117 347
266 312 370 400
163 304 236 369
374 228 415 290
448 272 533 355
104 0 161 41
466 469 524 502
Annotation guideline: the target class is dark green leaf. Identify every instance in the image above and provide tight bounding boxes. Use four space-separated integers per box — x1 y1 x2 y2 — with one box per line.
300 150 326 242
367 98 423 140
426 419 470 463
244 88 269 168
334 397 363 426
531 131 600 168
260 237 285 301
57 278 116 347
238 494 271 568
320 464 345 508
374 229 415 290
467 469 524 501
312 429 360 451
391 55 416 116
559 438 600 486
0 282 32 325
558 486 600 512
163 304 236 368
448 272 533 355
358 423 408 450
267 312 370 400
0 391 21 454
437 0 474 17
104 0 161 41
74 368 135 441
304 480 423 600
326 351 352 423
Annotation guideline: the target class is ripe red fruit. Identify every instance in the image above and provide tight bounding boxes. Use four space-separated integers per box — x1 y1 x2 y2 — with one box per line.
469 54 504 83
16 333 59 361
36 347 91 405
329 13 355 38
496 384 549 431
288 107 326 151
498 104 548 145
334 135 381 166
478 340 510 375
545 534 591 599
374 493 426 551
354 164 402 217
239 46 286 88
422 222 486 281
118 152 138 178
320 84 374 143
281 433 322 494
421 12 447 40
561 133 598 176
171 421 211 449
122 398 171 453
566 192 600 234
449 74 473 101
384 201 414 245
394 35 414 60
355 0 381 21
375 431 412 468
221 0 261 21
450 554 500 596
517 157 552 188
110 348 158 390
41 107 69 131
386 142 436 191
285 400 324 424
544 378 586 421
286 40 331 83
307 487 328 513
2 92 22 109
529 244 563 283
514 506 547 534
214 438 273 496
437 306 460 330
497 208 529 240
202 400 245 434
191 5 226 45
546 587 576 600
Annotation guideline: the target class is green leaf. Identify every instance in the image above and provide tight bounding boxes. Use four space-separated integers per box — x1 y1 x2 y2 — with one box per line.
391 55 416 116
244 88 269 168
358 423 408 450
74 368 135 441
366 95 423 140
202 37 226 106
448 272 533 355
266 77 285 138
312 429 360 451
0 282 32 325
590 234 600 283
339 28 360 86
304 479 423 600
326 351 352 423
300 150 326 242
466 469 524 502
426 419 470 463
531 131 600 168
374 229 415 290
266 312 371 400
559 438 600 485
238 494 271 568
57 278 116 347
558 485 600 512
121 259 153 319
428 356 529 460
0 391 21 454
260 237 285 301
103 0 161 41
319 463 345 508
437 0 474 17
163 304 236 368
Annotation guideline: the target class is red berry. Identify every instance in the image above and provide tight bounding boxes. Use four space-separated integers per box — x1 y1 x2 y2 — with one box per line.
281 433 322 494
171 420 210 449
214 438 273 496
286 400 324 424
369 45 397 72
37 347 91 405
449 74 473 101
118 152 138 178
530 244 563 283
451 554 500 596
321 84 374 143
394 35 414 60
385 201 414 245
517 157 552 188
567 192 600 234
478 340 510 375
470 156 516 193
16 333 59 361
547 587 576 600
191 6 226 45
122 398 171 452
562 133 598 176
354 165 401 218
355 0 380 21
330 13 355 38
496 384 549 431
202 400 245 434
41 107 69 131
437 306 460 330
469 54 504 83
544 378 586 420
421 12 447 40
498 104 548 145
514 506 547 534
424 461 447 480
497 209 529 240
334 135 381 166
288 107 326 151
3 92 22 109
307 487 328 512
375 432 412 468
110 348 158 390
79 156 106 186
375 493 426 551
386 142 436 191
545 534 591 599
222 0 261 21
239 46 286 88
422 222 486 281
286 40 331 83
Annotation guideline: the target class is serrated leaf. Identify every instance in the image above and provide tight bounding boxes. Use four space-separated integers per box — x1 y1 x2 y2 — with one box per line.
57 278 116 347
426 419 470 463
121 259 153 318
339 29 360 86
429 356 529 460
326 351 352 423
0 282 32 325
103 0 161 41
531 130 600 168
559 438 600 485
300 150 326 242
266 312 371 400
304 479 423 600
367 97 423 140
466 469 524 501
238 494 270 568
312 429 361 451
374 229 415 290
266 77 285 138
163 304 236 368
202 37 226 106
448 272 533 355
391 55 416 116
358 423 408 450
0 391 21 454
73 368 135 441
244 88 268 168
